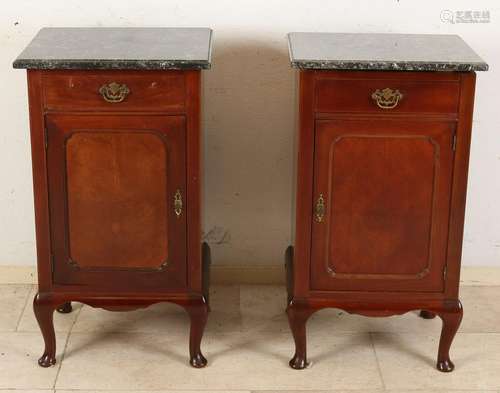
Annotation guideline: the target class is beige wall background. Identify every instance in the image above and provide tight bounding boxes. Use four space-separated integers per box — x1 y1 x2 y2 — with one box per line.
1 0 499 268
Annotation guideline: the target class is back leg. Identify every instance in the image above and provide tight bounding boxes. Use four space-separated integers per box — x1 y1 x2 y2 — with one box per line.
56 302 72 314
419 310 436 319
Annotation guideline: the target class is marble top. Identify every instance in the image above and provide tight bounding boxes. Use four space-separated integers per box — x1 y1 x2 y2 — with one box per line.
13 27 213 70
288 33 488 72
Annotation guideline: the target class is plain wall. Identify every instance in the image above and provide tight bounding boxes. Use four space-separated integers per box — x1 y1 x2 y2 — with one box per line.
1 0 499 267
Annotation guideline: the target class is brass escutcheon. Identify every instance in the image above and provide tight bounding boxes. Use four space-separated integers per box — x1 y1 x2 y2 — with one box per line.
371 88 403 109
315 194 325 223
174 189 183 218
99 82 130 103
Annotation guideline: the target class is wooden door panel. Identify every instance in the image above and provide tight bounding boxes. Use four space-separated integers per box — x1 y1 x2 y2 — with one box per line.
311 119 454 292
47 114 187 290
66 132 169 270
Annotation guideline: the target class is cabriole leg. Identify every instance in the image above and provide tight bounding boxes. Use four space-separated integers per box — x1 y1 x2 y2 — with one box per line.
436 301 463 372
186 300 209 368
33 293 57 367
287 303 315 369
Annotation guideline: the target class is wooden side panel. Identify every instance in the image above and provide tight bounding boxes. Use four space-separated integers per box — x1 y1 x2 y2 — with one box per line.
292 71 316 298
310 118 455 292
444 72 477 298
27 71 53 292
185 70 203 292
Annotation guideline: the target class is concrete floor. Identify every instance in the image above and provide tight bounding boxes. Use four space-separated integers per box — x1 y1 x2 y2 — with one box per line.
1 283 500 392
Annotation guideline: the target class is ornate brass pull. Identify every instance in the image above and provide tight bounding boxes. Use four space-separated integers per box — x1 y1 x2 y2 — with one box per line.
174 189 183 218
371 88 403 109
315 194 325 223
99 82 130 103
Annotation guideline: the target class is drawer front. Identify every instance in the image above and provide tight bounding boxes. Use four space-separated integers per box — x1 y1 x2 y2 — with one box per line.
315 72 460 115
42 70 186 112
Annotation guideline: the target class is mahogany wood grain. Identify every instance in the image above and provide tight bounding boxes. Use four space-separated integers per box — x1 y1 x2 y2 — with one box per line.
27 69 209 368
27 70 52 293
287 69 477 372
311 118 454 292
315 71 460 114
185 71 203 292
293 71 316 298
46 114 187 290
444 72 476 299
65 131 170 270
42 70 186 112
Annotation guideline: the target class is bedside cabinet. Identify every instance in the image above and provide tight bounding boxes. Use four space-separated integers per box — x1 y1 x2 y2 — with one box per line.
286 33 488 371
13 27 212 368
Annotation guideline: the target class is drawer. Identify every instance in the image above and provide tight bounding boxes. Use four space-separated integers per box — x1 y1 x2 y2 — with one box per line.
315 72 460 115
42 70 186 112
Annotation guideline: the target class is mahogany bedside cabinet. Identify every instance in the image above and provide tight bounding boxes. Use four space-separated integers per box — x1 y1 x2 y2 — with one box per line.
13 27 212 368
285 33 488 372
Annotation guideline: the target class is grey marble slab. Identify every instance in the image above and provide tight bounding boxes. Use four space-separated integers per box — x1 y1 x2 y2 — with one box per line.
13 27 212 70
288 33 488 72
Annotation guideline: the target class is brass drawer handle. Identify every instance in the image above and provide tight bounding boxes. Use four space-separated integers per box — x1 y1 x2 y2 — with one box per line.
99 82 130 103
315 194 325 223
174 189 183 218
371 88 403 109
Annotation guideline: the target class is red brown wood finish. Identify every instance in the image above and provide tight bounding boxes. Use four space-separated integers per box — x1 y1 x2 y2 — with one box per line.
315 71 460 114
286 70 477 372
26 69 210 368
42 70 186 112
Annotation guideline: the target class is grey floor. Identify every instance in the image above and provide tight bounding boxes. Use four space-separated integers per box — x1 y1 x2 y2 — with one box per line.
1 283 500 392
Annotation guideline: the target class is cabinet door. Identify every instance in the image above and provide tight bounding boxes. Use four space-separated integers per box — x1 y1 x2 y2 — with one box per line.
310 119 454 292
46 114 186 290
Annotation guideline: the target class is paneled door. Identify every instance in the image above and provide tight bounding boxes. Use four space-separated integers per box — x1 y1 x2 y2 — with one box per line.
310 118 455 293
46 114 187 290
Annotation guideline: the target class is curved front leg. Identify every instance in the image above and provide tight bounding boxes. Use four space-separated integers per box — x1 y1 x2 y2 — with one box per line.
436 300 463 372
33 293 57 367
185 299 209 368
287 302 316 369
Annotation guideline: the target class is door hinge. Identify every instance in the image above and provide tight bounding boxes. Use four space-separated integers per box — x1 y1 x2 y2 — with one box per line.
44 127 48 150
452 133 457 151
443 265 448 280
